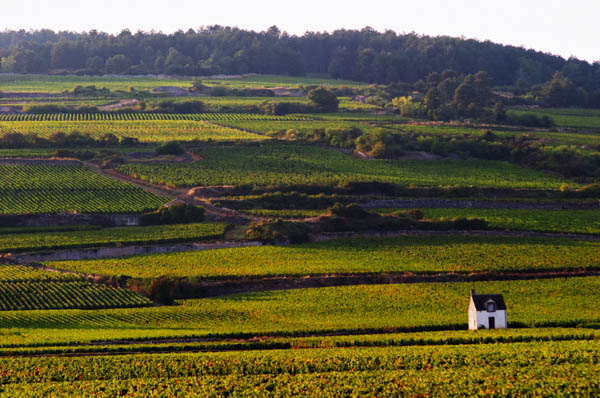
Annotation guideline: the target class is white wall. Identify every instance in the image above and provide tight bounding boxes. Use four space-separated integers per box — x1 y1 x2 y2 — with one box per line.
476 310 507 329
468 300 478 330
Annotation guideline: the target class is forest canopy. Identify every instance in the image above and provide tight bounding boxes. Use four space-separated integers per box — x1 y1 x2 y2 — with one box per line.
0 26 599 93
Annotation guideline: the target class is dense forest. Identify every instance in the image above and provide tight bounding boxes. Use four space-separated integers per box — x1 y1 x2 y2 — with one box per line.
0 26 599 92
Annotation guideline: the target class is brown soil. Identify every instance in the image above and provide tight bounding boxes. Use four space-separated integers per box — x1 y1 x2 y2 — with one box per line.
97 99 139 111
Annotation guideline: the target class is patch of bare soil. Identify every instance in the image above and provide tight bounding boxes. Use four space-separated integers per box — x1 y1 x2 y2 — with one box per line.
398 151 441 161
0 106 21 114
98 99 139 111
152 86 191 96
270 87 304 97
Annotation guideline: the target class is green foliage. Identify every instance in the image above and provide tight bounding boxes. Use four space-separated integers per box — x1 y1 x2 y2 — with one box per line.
327 202 371 218
0 162 166 214
147 276 180 305
0 223 227 253
307 87 339 112
0 119 268 143
0 341 598 396
116 143 568 189
141 204 205 225
155 141 185 156
0 266 150 310
417 208 600 234
246 219 310 243
1 278 598 333
48 235 600 278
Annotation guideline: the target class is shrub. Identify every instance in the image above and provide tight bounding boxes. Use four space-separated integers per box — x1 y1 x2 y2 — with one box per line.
141 204 205 225
246 220 310 243
307 87 339 112
155 141 185 156
148 276 180 305
327 202 371 219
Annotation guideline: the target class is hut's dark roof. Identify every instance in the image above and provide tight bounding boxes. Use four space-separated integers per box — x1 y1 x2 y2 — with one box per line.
471 294 506 311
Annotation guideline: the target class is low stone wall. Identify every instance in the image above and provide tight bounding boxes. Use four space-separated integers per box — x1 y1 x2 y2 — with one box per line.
0 212 143 227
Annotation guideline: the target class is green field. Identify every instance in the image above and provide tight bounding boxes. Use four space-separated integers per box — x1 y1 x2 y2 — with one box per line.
0 280 150 311
0 264 79 282
509 107 600 129
413 208 600 234
0 119 268 142
0 277 597 337
0 112 313 122
392 123 600 146
0 73 365 93
0 341 597 397
0 74 192 93
0 222 227 253
116 143 568 189
0 263 150 310
0 161 166 214
203 73 367 88
221 118 385 135
47 235 600 278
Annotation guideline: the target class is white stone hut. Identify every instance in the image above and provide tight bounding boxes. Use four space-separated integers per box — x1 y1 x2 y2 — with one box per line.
468 289 507 330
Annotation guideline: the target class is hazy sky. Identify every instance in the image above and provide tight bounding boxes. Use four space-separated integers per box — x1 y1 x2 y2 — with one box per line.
3 0 599 62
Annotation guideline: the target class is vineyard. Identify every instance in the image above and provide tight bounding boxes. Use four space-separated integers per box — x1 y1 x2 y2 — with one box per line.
0 277 597 334
0 222 228 253
0 280 151 310
0 161 166 214
0 341 598 396
0 119 269 142
0 112 313 122
46 235 600 278
1 70 598 396
0 264 79 282
416 208 600 234
0 263 150 310
116 143 569 188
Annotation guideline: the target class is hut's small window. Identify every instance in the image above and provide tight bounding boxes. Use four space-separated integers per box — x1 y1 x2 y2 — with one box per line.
486 302 496 312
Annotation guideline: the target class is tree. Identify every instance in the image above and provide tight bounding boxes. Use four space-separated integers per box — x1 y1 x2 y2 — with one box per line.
307 87 339 112
541 72 577 107
453 81 478 109
105 54 131 74
392 96 421 117
492 102 507 123
423 87 442 109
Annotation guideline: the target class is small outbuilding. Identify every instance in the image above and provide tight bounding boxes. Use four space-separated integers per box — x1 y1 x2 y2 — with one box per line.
468 289 507 330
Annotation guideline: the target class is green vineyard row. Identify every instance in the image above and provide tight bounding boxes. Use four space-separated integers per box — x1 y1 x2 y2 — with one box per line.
0 113 312 122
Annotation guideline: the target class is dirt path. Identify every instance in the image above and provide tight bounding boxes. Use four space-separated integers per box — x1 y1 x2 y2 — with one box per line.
360 198 598 210
309 229 600 242
4 241 263 264
97 99 139 111
85 162 255 224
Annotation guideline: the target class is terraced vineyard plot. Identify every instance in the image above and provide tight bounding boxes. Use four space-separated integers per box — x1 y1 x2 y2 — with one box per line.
0 264 79 282
0 277 598 335
0 74 192 92
0 120 267 142
222 119 385 135
48 235 600 278
0 222 228 253
509 107 600 129
0 162 166 214
0 281 150 311
203 74 367 88
117 143 568 188
413 208 600 234
391 123 600 146
0 113 312 122
0 341 598 397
